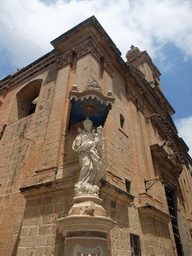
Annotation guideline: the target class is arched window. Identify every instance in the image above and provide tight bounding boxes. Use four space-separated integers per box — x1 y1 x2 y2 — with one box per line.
16 79 42 120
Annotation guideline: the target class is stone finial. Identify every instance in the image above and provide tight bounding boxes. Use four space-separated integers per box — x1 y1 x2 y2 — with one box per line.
71 84 78 92
107 91 113 97
126 45 141 63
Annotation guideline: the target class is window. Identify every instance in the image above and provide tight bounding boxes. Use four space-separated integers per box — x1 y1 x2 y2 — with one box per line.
16 79 42 119
130 234 141 256
165 188 183 255
120 114 125 129
125 179 131 193
111 200 116 218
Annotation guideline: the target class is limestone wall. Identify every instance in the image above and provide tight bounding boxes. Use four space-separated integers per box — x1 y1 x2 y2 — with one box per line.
0 24 192 256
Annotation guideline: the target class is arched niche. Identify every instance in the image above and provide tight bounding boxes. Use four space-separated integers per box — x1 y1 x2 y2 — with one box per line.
16 79 42 120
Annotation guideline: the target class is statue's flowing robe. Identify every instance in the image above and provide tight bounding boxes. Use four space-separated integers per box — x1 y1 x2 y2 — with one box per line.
72 132 106 185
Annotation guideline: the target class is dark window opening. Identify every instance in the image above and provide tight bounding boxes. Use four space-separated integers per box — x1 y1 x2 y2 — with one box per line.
28 103 36 116
28 96 39 116
165 188 183 256
125 179 131 193
120 114 125 129
111 201 116 209
100 56 104 80
111 200 116 218
130 234 141 256
16 80 42 120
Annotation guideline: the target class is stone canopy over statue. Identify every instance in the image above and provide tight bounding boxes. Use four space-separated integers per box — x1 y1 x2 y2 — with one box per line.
72 118 106 197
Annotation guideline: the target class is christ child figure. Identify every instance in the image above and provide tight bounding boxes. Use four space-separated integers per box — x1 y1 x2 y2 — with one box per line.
92 125 105 157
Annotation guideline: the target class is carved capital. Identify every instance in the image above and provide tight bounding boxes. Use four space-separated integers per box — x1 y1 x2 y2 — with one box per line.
75 39 93 58
126 87 137 102
56 51 74 68
136 99 145 112
56 39 114 75
102 56 114 74
126 87 145 112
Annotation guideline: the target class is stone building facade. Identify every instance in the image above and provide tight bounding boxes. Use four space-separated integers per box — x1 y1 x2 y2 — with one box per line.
0 16 192 256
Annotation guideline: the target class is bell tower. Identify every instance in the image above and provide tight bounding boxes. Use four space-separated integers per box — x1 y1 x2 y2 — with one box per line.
126 45 163 92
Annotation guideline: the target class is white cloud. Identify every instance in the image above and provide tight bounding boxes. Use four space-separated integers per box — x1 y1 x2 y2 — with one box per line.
1 0 192 70
0 0 191 155
175 116 192 157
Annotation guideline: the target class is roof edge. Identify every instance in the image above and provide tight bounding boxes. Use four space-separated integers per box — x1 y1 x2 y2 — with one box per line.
51 15 121 57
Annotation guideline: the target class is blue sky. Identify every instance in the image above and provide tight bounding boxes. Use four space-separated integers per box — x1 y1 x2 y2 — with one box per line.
0 0 191 155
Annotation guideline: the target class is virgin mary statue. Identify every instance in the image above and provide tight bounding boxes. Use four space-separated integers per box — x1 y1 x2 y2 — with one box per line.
72 118 106 196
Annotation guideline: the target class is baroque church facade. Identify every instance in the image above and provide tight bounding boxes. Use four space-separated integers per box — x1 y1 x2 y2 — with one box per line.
0 16 192 256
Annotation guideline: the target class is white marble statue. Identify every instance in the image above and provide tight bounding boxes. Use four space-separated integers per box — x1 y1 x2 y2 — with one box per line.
72 118 106 196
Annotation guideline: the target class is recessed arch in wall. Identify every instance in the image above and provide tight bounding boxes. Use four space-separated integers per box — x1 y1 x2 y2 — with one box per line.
16 79 42 120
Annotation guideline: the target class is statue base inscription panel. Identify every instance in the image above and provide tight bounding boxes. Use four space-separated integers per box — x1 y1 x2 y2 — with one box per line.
57 195 116 256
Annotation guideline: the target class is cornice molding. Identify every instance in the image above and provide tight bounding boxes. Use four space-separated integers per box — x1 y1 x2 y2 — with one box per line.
149 113 177 139
56 39 114 75
0 51 55 92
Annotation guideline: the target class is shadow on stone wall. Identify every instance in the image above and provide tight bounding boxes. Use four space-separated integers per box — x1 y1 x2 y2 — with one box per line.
139 216 173 256
16 189 73 255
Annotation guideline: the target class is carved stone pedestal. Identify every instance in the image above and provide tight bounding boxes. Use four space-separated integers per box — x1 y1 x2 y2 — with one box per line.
58 195 116 256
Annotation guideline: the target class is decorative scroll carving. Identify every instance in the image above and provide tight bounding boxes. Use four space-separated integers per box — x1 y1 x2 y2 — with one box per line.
126 87 137 102
150 143 182 179
149 113 185 164
150 113 175 138
102 56 114 74
84 80 102 93
159 140 181 165
56 51 74 68
126 87 145 112
90 41 103 61
56 39 114 75
75 40 93 58
136 99 145 112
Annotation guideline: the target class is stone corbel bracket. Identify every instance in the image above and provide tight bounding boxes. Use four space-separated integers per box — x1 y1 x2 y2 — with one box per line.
99 179 134 205
150 143 182 179
138 204 172 224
